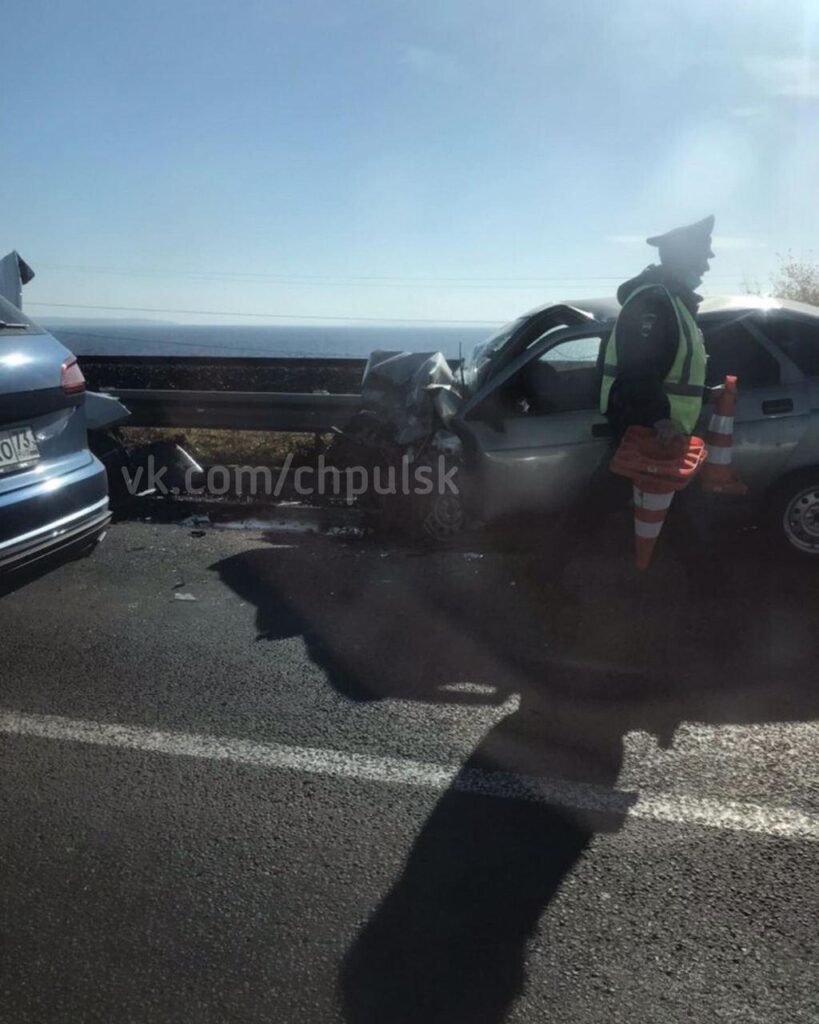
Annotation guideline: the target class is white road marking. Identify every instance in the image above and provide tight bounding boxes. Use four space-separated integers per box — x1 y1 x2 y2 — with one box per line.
2 709 818 842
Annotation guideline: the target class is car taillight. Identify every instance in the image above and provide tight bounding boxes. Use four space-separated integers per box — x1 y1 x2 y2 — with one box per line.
61 357 86 395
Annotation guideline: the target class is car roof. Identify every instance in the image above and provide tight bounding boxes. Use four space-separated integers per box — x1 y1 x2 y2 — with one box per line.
523 295 819 326
698 296 819 321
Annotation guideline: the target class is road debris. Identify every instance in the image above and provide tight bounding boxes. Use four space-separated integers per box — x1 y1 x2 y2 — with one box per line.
180 514 211 528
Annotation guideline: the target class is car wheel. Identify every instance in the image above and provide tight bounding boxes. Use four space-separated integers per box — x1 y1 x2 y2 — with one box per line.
769 470 819 557
420 490 466 543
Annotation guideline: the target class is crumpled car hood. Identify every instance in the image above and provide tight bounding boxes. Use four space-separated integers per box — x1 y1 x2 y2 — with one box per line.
359 350 462 444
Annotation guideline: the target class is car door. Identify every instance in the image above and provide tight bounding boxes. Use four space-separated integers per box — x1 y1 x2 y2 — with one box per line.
457 328 612 522
701 313 811 491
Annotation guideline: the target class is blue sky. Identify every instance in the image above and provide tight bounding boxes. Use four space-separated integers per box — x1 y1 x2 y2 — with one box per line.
2 0 818 324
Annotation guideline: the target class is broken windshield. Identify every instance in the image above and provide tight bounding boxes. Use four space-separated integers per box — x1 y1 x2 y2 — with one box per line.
460 317 524 390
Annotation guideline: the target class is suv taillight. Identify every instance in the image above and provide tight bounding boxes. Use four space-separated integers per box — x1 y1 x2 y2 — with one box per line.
61 357 86 395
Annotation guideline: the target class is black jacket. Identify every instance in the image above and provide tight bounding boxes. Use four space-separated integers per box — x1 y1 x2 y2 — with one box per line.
605 265 702 438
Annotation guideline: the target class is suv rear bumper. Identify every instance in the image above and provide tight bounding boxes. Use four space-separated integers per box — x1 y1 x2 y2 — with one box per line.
0 457 111 572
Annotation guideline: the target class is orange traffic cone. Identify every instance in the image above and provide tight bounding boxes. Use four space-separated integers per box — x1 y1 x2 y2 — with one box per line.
700 376 748 495
611 426 707 570
632 482 675 570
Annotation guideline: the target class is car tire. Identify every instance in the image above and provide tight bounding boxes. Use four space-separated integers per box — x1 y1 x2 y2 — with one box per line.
767 469 819 557
366 482 467 545
405 455 468 545
418 489 467 543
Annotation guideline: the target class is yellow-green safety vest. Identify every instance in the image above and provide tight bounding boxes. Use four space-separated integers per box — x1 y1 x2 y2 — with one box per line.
599 284 707 435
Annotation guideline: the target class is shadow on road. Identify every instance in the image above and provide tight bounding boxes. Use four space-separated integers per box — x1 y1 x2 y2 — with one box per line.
211 533 557 703
340 674 637 1024
212 526 819 1022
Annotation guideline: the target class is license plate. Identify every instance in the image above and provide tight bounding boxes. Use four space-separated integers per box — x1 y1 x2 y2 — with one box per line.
0 427 40 474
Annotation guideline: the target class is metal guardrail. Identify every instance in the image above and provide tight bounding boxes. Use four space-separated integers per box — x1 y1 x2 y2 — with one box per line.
107 389 362 433
77 353 367 399
80 354 368 374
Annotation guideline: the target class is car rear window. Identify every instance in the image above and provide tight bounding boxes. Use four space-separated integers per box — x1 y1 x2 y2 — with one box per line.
762 317 819 377
703 320 781 388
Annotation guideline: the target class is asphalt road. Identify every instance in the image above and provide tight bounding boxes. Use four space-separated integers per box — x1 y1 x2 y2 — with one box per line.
1 518 819 1023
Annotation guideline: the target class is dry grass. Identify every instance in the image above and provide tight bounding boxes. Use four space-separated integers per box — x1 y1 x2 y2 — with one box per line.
121 427 330 466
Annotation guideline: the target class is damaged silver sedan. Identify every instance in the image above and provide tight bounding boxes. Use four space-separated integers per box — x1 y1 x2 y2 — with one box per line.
335 297 819 555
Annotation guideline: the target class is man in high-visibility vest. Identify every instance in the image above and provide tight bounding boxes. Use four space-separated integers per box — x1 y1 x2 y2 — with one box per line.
600 215 714 442
546 218 716 581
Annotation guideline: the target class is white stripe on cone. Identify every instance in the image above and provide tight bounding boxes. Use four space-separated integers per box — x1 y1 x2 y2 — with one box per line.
634 518 664 538
708 447 733 466
709 414 734 434
633 487 674 511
